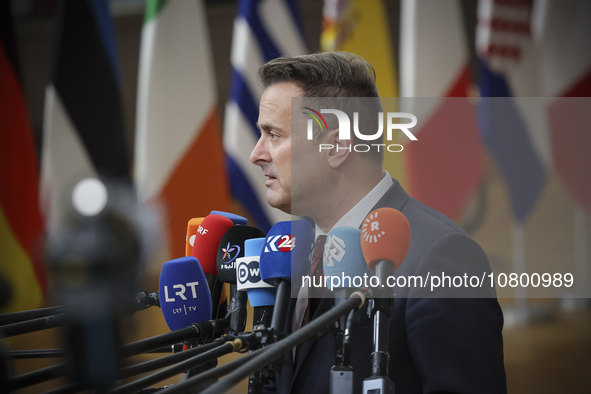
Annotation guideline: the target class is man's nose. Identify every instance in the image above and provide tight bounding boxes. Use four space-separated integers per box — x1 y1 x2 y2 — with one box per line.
250 136 269 165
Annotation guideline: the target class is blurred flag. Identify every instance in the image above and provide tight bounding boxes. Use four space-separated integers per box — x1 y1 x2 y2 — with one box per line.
40 0 131 236
321 0 407 189
0 2 46 312
476 0 547 222
400 0 484 221
534 0 591 209
224 0 306 231
135 0 230 259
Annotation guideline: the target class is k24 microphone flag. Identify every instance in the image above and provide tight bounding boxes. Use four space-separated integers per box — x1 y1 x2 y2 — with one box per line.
135 0 230 259
224 0 307 232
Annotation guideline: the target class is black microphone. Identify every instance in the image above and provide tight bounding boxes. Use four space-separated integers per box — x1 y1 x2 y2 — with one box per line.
45 178 144 392
360 208 411 394
236 236 276 393
216 225 265 333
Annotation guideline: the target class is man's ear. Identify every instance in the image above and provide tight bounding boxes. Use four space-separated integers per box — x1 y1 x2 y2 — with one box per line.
326 129 351 169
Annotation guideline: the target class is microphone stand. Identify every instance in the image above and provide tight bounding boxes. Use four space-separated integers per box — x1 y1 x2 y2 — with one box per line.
166 290 371 394
363 260 395 394
247 306 274 394
330 289 359 394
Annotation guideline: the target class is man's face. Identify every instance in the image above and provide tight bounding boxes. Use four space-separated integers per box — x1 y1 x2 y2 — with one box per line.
250 82 301 214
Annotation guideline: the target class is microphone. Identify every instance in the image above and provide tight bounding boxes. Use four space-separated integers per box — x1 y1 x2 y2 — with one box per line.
260 220 314 335
323 227 367 394
359 208 411 394
209 210 248 226
237 238 276 330
216 225 265 333
191 214 234 319
158 256 212 332
185 218 204 256
237 237 276 393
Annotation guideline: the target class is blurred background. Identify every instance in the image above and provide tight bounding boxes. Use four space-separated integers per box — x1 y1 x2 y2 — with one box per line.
1 0 590 392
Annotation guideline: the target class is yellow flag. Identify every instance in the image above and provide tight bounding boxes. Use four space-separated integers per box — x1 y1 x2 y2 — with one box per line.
321 0 407 188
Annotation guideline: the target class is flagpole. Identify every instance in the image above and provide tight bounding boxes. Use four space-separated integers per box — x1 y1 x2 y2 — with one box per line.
574 205 589 291
562 204 591 311
511 220 528 309
504 220 554 327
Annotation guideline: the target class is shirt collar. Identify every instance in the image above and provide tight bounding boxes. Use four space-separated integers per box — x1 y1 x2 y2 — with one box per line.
315 170 393 238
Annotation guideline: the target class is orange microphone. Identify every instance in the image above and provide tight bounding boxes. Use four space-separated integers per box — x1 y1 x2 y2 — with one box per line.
185 218 205 257
360 207 411 271
359 207 411 393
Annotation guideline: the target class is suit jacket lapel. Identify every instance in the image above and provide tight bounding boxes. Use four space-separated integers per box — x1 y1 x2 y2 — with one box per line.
290 180 409 386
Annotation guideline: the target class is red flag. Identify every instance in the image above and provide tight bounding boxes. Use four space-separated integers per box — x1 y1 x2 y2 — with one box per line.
400 0 484 220
0 3 46 312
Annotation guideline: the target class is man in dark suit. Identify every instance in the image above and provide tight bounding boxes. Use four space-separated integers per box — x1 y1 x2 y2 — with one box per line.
250 51 506 393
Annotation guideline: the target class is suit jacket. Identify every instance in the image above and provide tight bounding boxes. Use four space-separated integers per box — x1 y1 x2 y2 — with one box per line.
264 180 507 393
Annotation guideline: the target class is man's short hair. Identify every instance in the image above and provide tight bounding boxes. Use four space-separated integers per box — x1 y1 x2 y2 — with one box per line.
258 51 379 98
258 52 384 161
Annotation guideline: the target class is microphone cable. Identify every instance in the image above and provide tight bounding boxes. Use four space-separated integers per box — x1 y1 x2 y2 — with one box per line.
167 290 371 394
109 337 242 394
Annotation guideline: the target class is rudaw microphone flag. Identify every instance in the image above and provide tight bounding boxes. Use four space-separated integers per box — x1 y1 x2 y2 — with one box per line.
0 1 46 313
400 0 484 221
224 0 307 232
360 207 411 394
361 208 411 272
135 0 229 260
159 256 212 332
40 0 130 238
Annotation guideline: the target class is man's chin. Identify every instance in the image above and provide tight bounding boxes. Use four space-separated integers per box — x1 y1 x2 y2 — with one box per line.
266 194 291 215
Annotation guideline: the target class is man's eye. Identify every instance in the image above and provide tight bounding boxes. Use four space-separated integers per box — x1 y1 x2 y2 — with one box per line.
270 133 279 141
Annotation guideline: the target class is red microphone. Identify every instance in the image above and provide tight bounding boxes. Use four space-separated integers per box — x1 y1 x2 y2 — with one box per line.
191 214 234 319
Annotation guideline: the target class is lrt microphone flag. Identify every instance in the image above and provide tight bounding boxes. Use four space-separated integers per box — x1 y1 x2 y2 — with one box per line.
40 0 131 237
535 0 591 209
135 0 230 260
159 256 212 332
476 0 547 222
400 0 484 221
224 0 307 232
321 0 407 191
0 2 46 313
